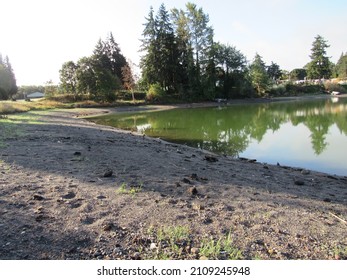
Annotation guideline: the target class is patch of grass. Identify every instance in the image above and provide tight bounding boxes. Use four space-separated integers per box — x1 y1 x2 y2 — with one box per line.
116 182 143 197
0 118 21 148
147 225 190 259
200 231 243 260
334 245 347 260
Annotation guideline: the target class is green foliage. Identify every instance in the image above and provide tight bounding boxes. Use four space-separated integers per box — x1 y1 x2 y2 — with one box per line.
290 68 307 80
116 182 142 197
335 52 347 79
0 54 17 100
306 35 332 79
140 3 215 99
214 43 249 98
200 231 243 260
324 81 346 93
59 33 129 102
116 90 146 101
146 83 165 101
267 61 282 81
249 53 270 95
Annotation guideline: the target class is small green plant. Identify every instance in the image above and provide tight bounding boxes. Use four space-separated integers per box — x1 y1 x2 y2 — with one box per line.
200 231 243 260
117 183 128 194
147 225 190 259
116 182 143 197
334 245 347 260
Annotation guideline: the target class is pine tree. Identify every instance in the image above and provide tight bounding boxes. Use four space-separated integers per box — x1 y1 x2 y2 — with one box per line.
306 35 332 79
140 6 159 88
249 53 269 95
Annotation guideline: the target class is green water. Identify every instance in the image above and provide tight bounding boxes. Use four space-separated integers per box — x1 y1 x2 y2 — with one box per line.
89 97 347 176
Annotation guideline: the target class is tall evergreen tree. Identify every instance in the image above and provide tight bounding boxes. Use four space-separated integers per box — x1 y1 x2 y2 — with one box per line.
306 35 332 79
156 3 180 92
140 6 159 88
249 53 269 95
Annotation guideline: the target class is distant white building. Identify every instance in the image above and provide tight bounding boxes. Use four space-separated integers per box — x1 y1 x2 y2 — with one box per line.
26 92 44 99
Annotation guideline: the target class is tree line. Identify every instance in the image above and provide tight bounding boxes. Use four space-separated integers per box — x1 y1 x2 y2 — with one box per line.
2 2 347 101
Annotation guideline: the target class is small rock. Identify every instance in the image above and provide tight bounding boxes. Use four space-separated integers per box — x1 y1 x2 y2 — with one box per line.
323 198 332 203
62 192 76 199
150 243 157 250
74 152 82 156
33 194 44 201
103 222 114 231
103 170 113 178
204 155 218 162
132 252 141 260
191 247 200 254
294 180 305 186
182 178 191 184
188 186 198 195
192 203 204 210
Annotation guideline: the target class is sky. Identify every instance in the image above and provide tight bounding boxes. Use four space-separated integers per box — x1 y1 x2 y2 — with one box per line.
1 0 347 85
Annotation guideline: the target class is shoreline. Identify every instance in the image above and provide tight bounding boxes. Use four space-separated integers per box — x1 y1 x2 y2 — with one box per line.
1 104 347 260
79 95 347 177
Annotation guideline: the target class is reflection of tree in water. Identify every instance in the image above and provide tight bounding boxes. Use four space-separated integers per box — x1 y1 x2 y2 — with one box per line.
304 115 331 155
90 98 347 156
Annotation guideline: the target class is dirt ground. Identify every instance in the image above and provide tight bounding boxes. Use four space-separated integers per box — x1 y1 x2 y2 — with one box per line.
0 106 346 260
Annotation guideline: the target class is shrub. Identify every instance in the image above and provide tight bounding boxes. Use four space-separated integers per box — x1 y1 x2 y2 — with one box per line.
324 81 346 93
116 90 146 100
146 83 165 101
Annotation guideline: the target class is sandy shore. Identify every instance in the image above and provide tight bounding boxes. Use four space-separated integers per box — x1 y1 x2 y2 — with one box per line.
0 106 346 260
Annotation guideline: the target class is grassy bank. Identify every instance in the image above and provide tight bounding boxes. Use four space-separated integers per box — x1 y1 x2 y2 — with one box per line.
0 98 146 115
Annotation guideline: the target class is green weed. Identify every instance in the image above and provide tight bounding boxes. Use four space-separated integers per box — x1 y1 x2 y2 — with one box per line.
116 182 143 197
200 231 243 260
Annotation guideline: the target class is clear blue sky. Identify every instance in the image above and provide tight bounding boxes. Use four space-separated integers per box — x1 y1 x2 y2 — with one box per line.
1 0 346 85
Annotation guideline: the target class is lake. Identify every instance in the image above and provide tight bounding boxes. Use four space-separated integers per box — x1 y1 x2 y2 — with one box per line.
89 97 347 176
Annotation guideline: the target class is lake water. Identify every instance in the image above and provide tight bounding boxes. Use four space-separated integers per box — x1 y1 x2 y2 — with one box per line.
89 97 347 176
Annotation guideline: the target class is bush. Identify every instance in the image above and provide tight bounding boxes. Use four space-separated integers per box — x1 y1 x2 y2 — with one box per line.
116 90 146 100
268 84 286 96
324 81 346 93
146 83 165 101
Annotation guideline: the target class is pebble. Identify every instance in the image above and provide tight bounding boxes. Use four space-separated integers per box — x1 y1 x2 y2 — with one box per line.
188 187 198 195
191 247 200 254
150 243 157 250
204 155 218 162
103 170 113 178
62 192 76 199
33 194 44 201
294 180 305 186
